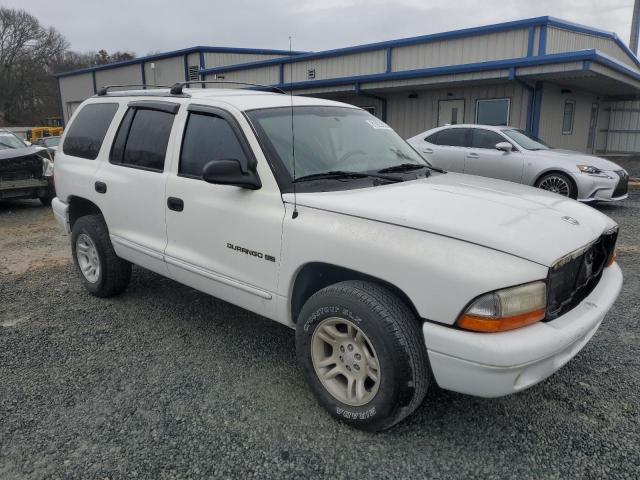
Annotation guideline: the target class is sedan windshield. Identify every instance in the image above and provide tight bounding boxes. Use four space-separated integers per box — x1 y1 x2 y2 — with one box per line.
44 137 60 147
0 132 26 150
501 129 552 150
247 106 427 183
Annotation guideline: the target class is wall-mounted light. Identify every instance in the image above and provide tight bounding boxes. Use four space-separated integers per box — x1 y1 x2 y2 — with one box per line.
561 88 572 94
408 92 418 99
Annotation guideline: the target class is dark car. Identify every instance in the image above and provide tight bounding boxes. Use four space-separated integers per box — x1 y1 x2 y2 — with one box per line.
0 130 55 206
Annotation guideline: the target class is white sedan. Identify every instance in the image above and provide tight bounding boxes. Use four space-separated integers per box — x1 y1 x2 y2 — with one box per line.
407 124 629 202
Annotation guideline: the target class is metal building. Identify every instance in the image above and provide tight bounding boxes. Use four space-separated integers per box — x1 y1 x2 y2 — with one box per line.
57 16 640 154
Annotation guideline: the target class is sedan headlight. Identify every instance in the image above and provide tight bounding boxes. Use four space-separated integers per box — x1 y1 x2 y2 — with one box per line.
577 165 603 174
457 281 546 332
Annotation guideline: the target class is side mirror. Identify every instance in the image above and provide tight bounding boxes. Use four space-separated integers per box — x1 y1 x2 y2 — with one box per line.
202 159 261 190
495 142 513 152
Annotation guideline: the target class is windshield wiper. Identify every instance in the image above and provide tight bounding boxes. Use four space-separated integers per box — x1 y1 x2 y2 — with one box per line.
293 170 402 183
378 163 430 174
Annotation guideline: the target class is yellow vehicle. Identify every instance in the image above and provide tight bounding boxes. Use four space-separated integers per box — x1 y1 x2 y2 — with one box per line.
27 126 64 143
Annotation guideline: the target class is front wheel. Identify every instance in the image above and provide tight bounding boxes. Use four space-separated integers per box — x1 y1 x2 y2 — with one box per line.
71 215 131 297
535 172 577 199
296 280 430 431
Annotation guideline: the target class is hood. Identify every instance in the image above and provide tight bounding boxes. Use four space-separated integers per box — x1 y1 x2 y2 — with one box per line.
531 149 623 172
285 172 617 266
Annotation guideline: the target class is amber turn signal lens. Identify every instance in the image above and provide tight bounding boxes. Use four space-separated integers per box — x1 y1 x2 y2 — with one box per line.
457 308 546 333
607 250 617 267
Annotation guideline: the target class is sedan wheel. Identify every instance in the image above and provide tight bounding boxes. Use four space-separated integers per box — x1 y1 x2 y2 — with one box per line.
536 173 577 199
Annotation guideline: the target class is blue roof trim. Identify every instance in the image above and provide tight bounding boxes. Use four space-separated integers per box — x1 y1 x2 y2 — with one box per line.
267 50 640 91
55 45 307 78
200 16 640 76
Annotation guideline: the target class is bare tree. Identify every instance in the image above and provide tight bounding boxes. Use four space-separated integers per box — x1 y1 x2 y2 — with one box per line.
0 7 68 125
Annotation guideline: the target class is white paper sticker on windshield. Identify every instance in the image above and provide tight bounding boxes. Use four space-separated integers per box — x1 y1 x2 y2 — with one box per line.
365 119 391 130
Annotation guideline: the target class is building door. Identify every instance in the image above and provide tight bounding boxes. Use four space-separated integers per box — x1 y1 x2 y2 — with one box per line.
587 103 599 153
438 99 465 126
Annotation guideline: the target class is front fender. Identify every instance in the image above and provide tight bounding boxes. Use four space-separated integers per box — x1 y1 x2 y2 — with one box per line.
279 204 548 325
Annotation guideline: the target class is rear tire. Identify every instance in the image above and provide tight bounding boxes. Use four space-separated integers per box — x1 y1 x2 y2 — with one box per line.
296 280 429 431
535 172 577 199
71 215 131 297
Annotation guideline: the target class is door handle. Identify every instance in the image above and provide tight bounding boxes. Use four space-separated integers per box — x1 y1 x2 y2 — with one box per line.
167 197 184 212
94 181 107 194
421 148 434 154
466 153 480 159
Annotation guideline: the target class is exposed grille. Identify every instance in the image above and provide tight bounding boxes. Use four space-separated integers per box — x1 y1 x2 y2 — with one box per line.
613 170 629 198
546 230 617 320
0 170 34 182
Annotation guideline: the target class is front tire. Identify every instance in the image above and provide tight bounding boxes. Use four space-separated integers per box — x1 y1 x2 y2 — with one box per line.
535 172 577 199
71 215 131 297
296 280 429 431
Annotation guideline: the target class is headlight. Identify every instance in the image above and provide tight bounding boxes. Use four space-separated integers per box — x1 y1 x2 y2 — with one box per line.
457 281 546 332
577 165 603 174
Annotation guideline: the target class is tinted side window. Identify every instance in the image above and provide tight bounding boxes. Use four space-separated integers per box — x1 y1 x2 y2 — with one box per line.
62 103 118 159
425 132 439 144
110 108 175 172
471 129 507 149
436 128 469 147
179 112 248 178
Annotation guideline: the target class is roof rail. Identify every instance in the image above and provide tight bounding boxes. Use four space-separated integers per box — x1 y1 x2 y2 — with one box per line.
169 80 285 95
96 84 170 96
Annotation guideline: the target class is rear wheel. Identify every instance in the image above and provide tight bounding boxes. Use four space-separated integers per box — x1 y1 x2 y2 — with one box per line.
296 280 429 431
71 215 131 297
535 172 577 199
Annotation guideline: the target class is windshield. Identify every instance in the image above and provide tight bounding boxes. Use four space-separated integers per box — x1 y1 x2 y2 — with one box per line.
501 129 552 150
0 132 26 150
44 137 60 147
247 106 426 183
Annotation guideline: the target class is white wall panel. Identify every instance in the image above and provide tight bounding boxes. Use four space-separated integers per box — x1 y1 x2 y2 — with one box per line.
546 27 639 70
144 56 185 86
94 64 142 90
58 73 95 123
204 52 285 69
392 29 529 72
283 50 386 83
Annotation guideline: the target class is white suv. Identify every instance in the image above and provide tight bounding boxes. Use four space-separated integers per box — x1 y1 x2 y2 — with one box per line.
52 84 623 431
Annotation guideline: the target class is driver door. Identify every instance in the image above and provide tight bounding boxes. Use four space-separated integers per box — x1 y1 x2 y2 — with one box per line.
463 128 524 183
163 104 286 318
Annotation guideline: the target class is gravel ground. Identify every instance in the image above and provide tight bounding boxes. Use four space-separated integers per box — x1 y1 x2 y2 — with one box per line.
1 195 639 480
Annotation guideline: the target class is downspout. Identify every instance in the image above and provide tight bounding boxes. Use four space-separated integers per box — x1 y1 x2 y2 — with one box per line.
510 67 541 135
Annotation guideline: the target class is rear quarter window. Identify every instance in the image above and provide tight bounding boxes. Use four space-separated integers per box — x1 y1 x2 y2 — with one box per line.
62 103 119 160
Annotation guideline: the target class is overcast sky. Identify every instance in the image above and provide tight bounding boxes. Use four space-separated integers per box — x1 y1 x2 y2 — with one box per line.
4 0 637 55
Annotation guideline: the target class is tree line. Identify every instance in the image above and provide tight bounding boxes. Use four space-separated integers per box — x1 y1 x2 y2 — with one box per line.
0 7 136 126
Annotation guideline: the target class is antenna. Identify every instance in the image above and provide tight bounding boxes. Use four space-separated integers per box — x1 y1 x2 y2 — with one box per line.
289 36 299 219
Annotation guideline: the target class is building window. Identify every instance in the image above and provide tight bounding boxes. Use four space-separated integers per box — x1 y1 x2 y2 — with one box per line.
475 98 510 126
562 100 575 135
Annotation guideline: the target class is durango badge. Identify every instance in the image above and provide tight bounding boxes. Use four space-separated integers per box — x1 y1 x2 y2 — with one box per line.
227 243 276 262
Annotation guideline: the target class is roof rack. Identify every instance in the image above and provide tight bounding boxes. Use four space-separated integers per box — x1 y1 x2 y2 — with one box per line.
96 84 170 96
169 80 285 95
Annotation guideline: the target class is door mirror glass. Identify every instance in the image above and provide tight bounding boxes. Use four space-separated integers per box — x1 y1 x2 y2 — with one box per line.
202 159 261 190
495 142 513 152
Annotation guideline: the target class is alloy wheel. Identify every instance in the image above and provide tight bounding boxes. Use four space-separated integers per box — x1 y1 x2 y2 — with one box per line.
311 317 381 406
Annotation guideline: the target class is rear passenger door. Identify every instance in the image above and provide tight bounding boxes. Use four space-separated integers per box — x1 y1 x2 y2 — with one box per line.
464 128 524 183
95 100 180 275
163 104 286 320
